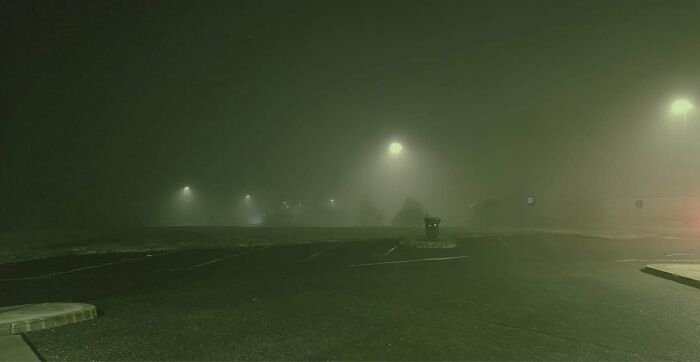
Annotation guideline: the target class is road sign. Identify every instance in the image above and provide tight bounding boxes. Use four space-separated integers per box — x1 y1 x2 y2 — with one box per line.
527 196 536 206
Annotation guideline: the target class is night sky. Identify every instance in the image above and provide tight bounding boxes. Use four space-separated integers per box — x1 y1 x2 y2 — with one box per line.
2 0 699 227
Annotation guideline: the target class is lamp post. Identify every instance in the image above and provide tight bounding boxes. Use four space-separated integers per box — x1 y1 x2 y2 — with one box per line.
671 99 694 220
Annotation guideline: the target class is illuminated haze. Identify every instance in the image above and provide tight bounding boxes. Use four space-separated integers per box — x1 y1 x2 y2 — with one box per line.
1 0 699 228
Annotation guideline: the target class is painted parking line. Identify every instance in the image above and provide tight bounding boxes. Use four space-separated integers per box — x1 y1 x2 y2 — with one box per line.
616 258 700 263
291 242 343 262
194 246 272 267
381 245 398 255
372 243 399 257
0 251 178 281
159 246 273 271
349 255 469 267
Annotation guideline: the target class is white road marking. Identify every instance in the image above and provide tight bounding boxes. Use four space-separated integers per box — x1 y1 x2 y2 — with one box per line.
159 246 273 271
667 253 696 257
194 246 272 268
292 242 343 262
0 250 178 281
383 245 398 255
616 258 700 263
349 255 469 267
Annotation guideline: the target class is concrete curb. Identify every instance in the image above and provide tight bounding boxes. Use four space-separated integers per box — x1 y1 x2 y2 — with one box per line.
0 303 97 336
0 335 39 361
643 264 700 289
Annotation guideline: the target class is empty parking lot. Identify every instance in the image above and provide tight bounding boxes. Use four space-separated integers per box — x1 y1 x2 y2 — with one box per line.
2 229 700 360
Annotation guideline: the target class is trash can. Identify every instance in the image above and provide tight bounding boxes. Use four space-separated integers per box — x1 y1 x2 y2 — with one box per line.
424 216 441 240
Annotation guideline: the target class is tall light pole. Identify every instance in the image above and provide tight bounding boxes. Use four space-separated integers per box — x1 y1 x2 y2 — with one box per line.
671 99 694 220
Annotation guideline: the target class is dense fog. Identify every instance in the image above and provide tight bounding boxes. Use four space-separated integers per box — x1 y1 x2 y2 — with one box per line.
2 1 699 228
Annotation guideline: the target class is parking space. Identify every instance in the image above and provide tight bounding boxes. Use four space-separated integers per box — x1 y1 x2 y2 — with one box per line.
2 232 700 360
0 252 157 281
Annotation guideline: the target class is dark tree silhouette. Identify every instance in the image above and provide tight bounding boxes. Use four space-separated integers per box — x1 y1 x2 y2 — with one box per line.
355 196 384 226
392 197 425 226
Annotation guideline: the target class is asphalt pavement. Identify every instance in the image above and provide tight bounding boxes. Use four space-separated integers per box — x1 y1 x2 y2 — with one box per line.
2 230 700 360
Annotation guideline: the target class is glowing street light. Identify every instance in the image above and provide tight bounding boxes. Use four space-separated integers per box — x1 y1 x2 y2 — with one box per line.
244 194 251 200
388 142 403 155
671 99 694 117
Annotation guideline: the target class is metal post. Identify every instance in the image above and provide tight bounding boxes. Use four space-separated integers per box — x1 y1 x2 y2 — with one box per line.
683 111 688 221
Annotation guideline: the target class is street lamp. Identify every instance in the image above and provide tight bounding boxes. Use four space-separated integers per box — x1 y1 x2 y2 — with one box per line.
670 99 694 220
388 142 403 155
671 99 694 118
